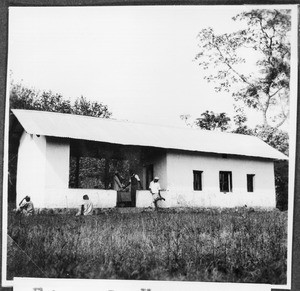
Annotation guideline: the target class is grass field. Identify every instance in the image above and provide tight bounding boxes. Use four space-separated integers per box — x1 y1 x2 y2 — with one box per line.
6 208 287 284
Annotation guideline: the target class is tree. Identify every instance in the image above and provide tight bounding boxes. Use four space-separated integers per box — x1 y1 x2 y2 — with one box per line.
253 125 289 210
72 96 111 118
9 81 112 118
195 9 291 128
254 125 289 156
232 106 253 135
34 91 73 114
195 110 231 131
179 114 193 127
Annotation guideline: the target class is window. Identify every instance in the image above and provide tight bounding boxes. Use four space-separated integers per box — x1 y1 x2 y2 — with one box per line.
69 140 131 189
219 171 232 192
193 170 203 191
247 174 255 192
69 156 107 189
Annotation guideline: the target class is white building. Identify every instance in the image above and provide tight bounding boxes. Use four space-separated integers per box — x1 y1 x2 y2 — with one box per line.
11 109 288 209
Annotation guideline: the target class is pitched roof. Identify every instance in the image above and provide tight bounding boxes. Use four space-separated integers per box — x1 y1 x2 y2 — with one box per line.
12 109 288 160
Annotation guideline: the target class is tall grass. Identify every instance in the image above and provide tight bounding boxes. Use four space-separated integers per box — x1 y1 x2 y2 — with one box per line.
7 208 287 284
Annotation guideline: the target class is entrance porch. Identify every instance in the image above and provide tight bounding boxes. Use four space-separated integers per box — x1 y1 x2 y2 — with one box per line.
69 138 167 207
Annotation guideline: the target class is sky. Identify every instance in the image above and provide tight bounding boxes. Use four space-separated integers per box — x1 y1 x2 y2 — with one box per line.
7 5 296 129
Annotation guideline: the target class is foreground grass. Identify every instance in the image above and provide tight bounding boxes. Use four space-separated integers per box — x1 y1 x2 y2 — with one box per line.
7 208 287 283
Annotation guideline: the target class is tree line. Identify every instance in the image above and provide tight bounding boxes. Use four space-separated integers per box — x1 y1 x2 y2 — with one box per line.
10 81 112 118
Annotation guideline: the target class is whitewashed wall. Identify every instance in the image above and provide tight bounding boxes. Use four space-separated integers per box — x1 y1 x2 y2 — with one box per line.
164 151 276 208
17 134 117 209
16 132 47 208
44 137 117 208
152 153 167 190
136 190 153 207
16 134 276 209
45 188 117 208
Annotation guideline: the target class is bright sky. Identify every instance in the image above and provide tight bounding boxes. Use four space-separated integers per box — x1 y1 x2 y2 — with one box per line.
7 5 295 128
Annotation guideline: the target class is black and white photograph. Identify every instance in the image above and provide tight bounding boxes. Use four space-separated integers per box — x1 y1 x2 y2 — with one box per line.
0 3 298 291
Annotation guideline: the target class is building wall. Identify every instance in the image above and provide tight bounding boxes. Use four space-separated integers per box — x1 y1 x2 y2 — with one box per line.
17 134 275 209
44 137 117 208
45 137 70 189
45 188 117 208
162 151 276 208
44 137 69 208
16 132 47 208
152 153 167 190
17 134 117 209
136 190 153 207
138 152 168 206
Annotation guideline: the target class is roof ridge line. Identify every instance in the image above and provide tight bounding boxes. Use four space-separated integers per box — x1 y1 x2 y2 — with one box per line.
11 109 253 137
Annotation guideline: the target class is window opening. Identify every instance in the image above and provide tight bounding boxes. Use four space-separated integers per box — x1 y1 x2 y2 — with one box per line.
69 140 131 190
247 174 255 192
193 170 203 191
219 171 232 192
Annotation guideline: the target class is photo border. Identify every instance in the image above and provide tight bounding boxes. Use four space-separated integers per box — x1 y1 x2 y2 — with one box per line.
0 1 299 291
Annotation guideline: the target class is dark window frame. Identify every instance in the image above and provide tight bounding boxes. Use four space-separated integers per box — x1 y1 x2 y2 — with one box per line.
219 171 232 192
193 170 203 191
247 174 255 192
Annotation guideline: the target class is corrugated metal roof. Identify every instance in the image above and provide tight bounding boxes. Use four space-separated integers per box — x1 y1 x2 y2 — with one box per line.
12 109 288 160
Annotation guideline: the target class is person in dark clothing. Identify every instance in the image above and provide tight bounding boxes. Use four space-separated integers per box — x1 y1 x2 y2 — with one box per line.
123 171 143 207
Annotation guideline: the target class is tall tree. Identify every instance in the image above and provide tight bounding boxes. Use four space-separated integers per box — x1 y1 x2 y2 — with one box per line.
195 9 291 128
254 125 289 210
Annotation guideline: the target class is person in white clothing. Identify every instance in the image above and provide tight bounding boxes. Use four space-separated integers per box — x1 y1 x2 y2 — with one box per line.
149 177 165 209
76 195 93 216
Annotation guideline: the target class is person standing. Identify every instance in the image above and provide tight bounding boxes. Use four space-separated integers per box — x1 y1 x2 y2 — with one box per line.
76 194 93 216
123 171 143 207
113 171 123 191
149 177 165 209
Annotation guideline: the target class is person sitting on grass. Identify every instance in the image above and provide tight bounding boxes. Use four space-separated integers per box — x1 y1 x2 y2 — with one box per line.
16 196 34 216
149 177 165 210
76 194 93 216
